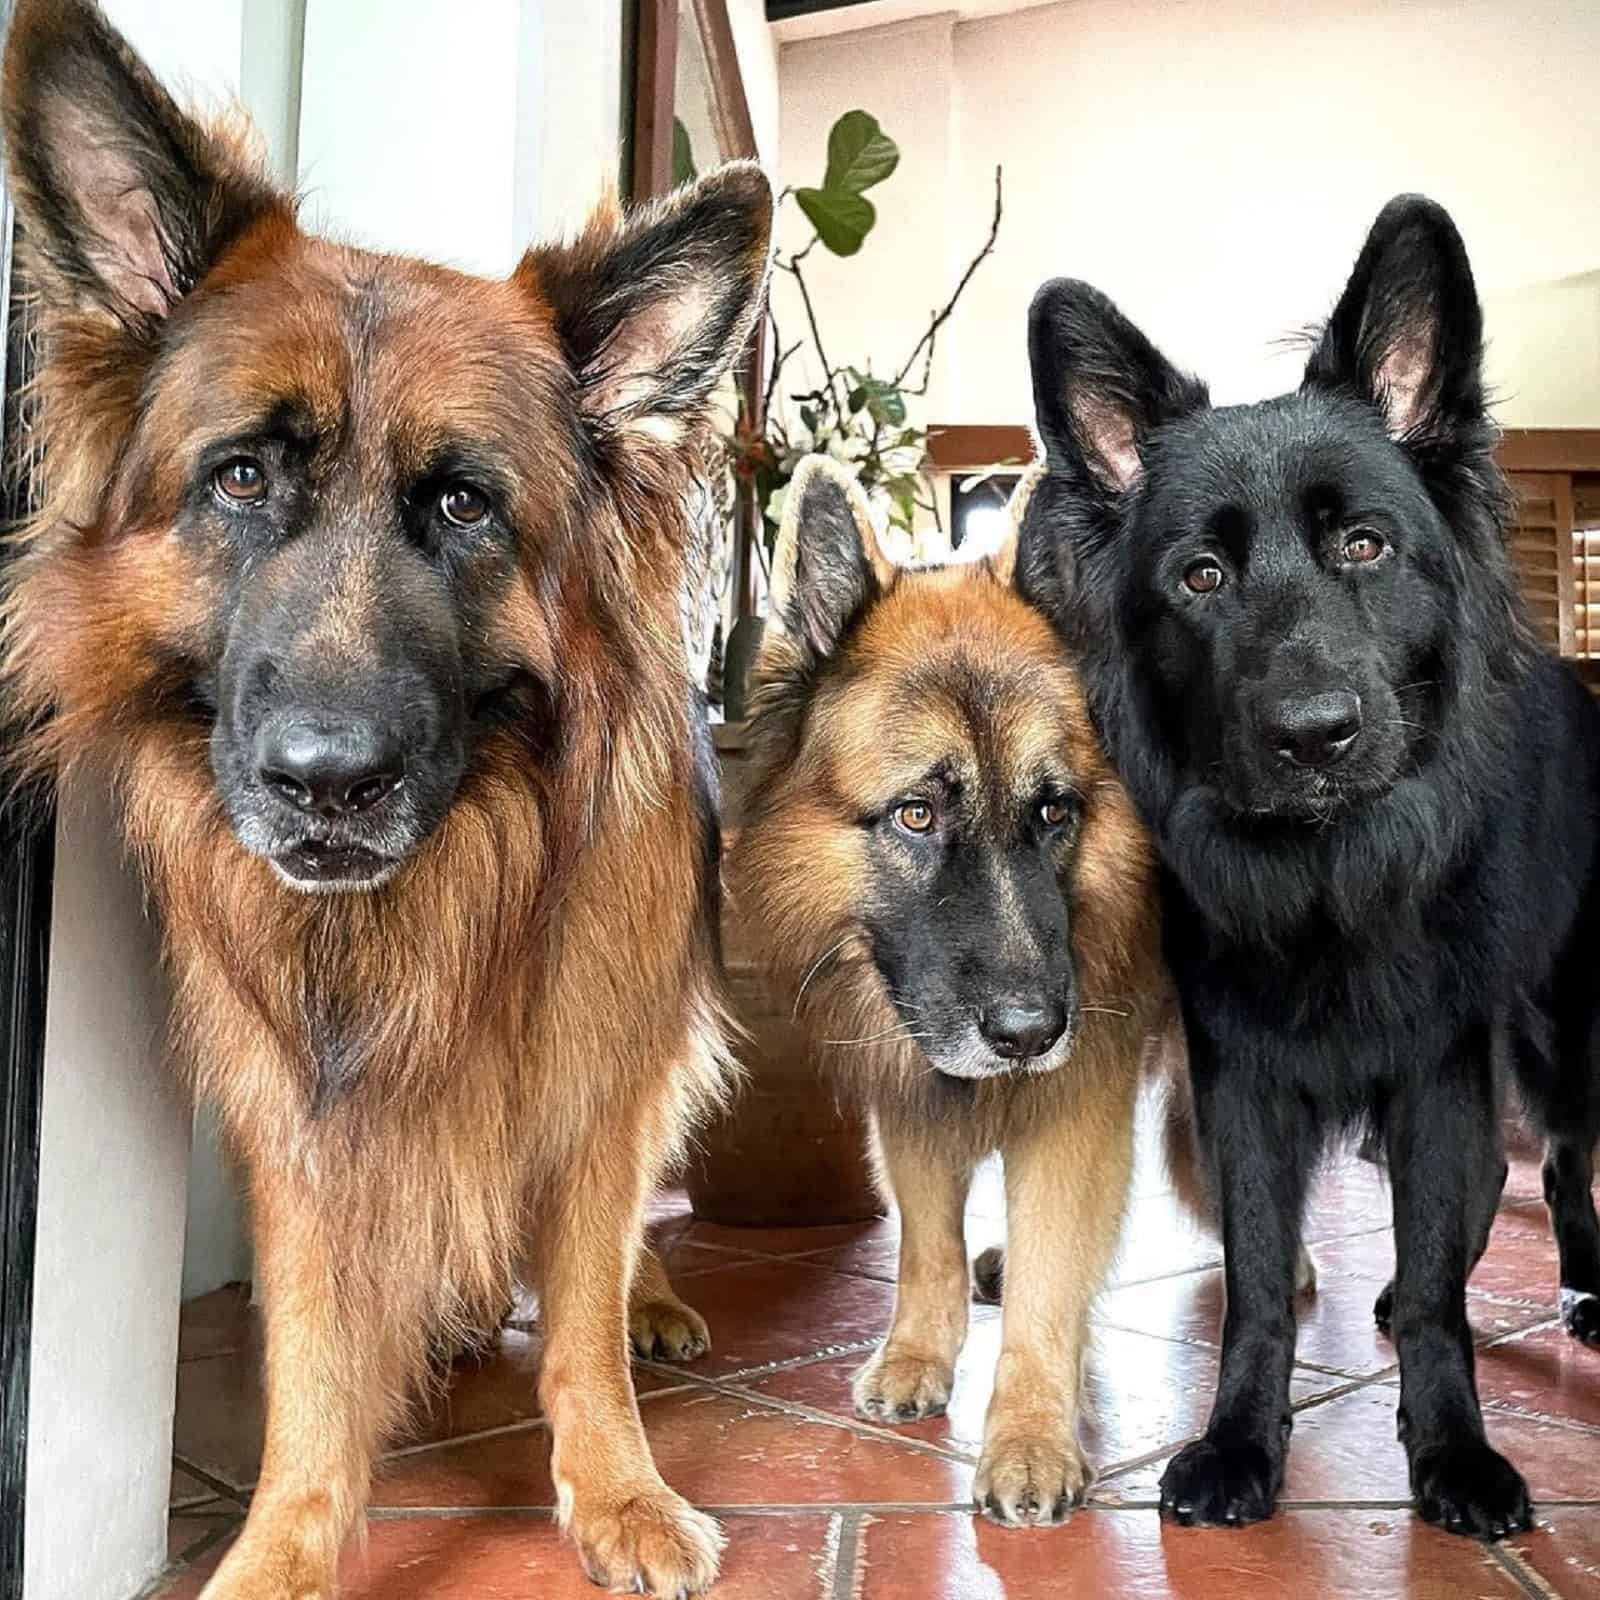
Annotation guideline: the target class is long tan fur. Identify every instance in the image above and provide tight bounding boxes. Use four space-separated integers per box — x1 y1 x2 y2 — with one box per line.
0 3 771 1594
729 456 1165 1523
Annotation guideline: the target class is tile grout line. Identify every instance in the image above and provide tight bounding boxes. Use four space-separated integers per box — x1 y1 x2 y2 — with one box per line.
828 1509 864 1600
664 1366 984 1467
1490 1542 1565 1600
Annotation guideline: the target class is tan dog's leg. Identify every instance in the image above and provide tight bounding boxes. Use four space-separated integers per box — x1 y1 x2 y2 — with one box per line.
629 1244 711 1362
201 1174 405 1600
976 1085 1136 1527
853 1116 975 1422
536 1130 723 1597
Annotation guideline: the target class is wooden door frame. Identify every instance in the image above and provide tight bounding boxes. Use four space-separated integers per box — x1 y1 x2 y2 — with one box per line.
0 173 57 1598
628 0 766 615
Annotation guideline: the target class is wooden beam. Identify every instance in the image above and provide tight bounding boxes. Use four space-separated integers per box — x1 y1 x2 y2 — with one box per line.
925 425 1600 480
927 423 1034 474
1498 429 1600 475
630 0 678 206
690 0 758 161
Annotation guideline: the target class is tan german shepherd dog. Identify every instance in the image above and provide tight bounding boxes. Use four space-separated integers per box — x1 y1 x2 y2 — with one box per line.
0 2 770 1594
729 456 1164 1523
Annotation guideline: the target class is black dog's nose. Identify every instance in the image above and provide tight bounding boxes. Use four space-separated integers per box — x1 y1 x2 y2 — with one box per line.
257 718 404 816
979 999 1067 1061
1262 691 1363 769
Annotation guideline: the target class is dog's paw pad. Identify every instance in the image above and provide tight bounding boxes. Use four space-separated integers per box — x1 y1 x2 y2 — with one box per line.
975 1433 1090 1527
1373 1279 1394 1333
852 1348 954 1422
1159 1435 1279 1527
1560 1288 1600 1346
973 1246 1005 1305
629 1298 711 1363
1411 1439 1532 1540
569 1485 724 1597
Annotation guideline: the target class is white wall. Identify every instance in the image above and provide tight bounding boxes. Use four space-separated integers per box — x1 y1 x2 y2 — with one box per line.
774 15 959 412
776 0 1600 432
25 792 187 1600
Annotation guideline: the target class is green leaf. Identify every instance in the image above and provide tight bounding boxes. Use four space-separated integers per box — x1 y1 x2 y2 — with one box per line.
799 404 818 435
672 118 697 187
822 110 900 195
794 186 876 256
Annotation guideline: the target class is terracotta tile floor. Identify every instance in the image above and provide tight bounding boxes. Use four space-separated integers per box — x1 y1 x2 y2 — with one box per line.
150 1115 1600 1599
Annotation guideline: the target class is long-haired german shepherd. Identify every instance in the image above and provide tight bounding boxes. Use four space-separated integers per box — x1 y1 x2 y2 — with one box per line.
729 456 1162 1524
0 3 770 1594
1019 196 1600 1541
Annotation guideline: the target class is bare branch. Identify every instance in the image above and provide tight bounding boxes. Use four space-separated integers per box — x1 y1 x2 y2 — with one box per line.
893 166 1003 391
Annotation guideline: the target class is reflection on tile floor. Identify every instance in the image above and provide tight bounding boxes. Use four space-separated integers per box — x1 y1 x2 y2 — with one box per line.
150 1120 1599 1598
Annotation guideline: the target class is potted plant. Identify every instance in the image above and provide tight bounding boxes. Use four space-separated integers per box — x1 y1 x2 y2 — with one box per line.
682 114 1003 1228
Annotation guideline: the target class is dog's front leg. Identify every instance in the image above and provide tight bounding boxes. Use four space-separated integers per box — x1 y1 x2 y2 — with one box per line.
1158 1034 1314 1529
1388 1036 1532 1539
852 1110 974 1423
975 1076 1135 1526
201 1168 402 1600
534 1125 723 1597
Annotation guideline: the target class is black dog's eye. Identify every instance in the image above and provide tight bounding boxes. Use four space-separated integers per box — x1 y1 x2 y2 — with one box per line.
893 800 936 836
1183 559 1224 595
1040 798 1074 829
213 457 267 505
439 483 490 528
1343 531 1385 564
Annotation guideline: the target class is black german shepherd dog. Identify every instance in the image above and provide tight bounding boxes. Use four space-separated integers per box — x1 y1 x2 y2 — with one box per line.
1019 196 1600 1541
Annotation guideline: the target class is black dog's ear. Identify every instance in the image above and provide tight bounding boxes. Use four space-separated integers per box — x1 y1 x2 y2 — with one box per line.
761 455 894 670
1028 278 1208 495
524 163 773 447
1303 195 1485 442
0 0 281 329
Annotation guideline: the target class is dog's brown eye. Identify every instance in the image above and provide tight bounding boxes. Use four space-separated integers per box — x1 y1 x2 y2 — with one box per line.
894 800 935 835
1343 531 1384 564
439 484 489 527
213 457 266 504
1041 799 1073 828
1183 560 1223 595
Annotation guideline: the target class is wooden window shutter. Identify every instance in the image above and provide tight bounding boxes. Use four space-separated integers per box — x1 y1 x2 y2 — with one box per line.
1505 470 1575 656
1574 478 1600 659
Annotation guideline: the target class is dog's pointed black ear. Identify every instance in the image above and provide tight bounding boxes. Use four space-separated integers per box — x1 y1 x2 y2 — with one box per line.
524 163 773 446
762 455 893 668
1302 195 1485 442
1028 278 1208 496
0 0 281 329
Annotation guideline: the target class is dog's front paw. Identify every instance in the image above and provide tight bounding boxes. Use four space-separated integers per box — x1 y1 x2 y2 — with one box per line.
1159 1434 1280 1527
198 1504 339 1600
567 1484 724 1597
975 1430 1090 1527
629 1294 711 1363
1411 1439 1532 1540
1374 1279 1394 1333
1560 1287 1600 1345
852 1345 955 1422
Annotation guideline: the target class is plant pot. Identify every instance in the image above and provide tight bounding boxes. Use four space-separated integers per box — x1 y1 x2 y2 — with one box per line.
685 736 885 1228
684 957 884 1228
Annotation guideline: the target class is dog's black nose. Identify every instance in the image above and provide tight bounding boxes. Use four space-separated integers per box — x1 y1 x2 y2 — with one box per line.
257 717 404 816
979 999 1066 1061
1261 691 1362 768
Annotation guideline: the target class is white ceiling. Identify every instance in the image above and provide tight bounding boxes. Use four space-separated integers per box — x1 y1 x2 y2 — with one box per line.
771 0 1065 45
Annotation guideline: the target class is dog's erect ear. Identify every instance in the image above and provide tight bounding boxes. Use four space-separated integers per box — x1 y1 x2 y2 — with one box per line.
525 163 773 445
1303 195 1485 442
1028 279 1208 496
0 0 280 328
762 455 894 667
